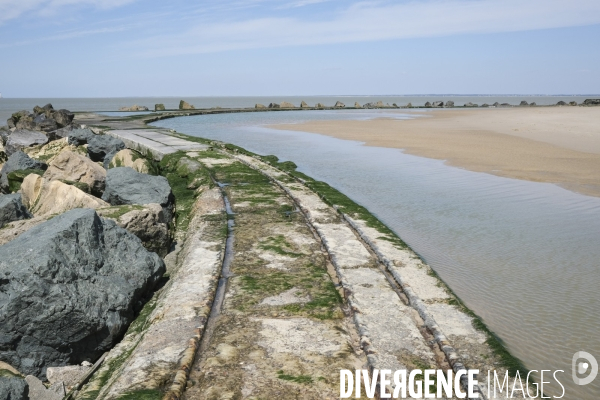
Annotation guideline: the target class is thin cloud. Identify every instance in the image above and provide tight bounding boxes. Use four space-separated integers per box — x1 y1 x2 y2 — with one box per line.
131 0 600 57
0 0 136 24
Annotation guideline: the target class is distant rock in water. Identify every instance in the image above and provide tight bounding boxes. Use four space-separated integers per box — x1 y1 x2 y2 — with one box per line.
119 105 148 112
432 101 444 108
301 101 309 108
406 102 412 108
569 101 578 106
520 101 529 106
556 101 567 106
354 102 362 108
315 103 325 108
464 102 478 107
481 103 490 107
445 101 454 107
155 104 166 111
392 103 398 107
501 103 511 106
530 102 537 106
334 101 345 108
255 103 266 109
583 99 600 106
424 102 432 107
102 167 174 222
179 100 195 110
0 208 165 378
279 101 295 108
493 102 500 107
268 103 280 109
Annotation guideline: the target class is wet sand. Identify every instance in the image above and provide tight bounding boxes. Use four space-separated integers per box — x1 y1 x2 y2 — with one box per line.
269 107 600 197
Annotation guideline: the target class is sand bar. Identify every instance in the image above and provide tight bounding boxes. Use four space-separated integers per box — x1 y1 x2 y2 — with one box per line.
269 107 600 197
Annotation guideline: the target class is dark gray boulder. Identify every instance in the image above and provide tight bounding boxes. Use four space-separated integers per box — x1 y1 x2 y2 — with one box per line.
530 102 537 106
4 130 48 156
102 167 174 222
268 103 280 108
556 101 567 106
67 128 95 146
519 100 529 106
432 101 444 107
0 194 31 228
445 101 454 107
424 102 432 107
54 124 79 139
51 109 74 127
87 135 125 163
0 376 28 400
464 102 478 107
0 152 47 193
0 208 166 378
583 99 600 106
493 102 500 107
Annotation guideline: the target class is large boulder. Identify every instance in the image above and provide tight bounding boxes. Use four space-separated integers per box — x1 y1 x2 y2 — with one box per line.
23 137 71 165
43 150 107 196
102 167 174 222
268 103 280 108
556 101 567 106
301 101 310 108
354 102 362 108
0 194 31 228
0 152 47 194
0 126 10 146
279 101 295 108
583 99 600 106
464 102 478 107
119 105 148 112
0 208 166 378
108 149 150 173
67 128 95 146
569 101 578 106
20 175 108 216
51 109 74 127
334 101 345 108
432 101 444 107
0 216 50 246
520 100 529 106
178 100 195 110
445 101 455 107
0 376 28 400
255 104 266 109
155 104 166 111
315 103 325 108
4 130 48 156
87 135 125 163
98 203 171 257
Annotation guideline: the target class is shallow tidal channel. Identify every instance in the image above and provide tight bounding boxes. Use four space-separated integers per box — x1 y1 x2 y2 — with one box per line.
153 109 600 398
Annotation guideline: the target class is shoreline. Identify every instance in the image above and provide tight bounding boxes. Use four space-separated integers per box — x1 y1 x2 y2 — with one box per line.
267 107 600 198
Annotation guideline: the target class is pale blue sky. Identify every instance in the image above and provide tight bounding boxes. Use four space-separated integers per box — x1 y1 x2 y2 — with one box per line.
1 0 599 97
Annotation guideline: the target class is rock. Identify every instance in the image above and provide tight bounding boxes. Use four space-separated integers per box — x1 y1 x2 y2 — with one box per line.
279 101 295 108
0 194 31 228
268 103 280 108
51 109 74 127
21 174 109 216
54 124 77 139
530 102 537 106
445 101 454 107
67 128 95 146
34 116 58 134
569 101 578 106
583 99 600 106
334 101 345 108
102 167 174 222
0 216 50 246
155 103 166 111
43 150 107 196
0 208 166 377
255 104 266 109
23 137 71 164
300 101 309 108
520 100 529 106
6 118 16 129
0 126 10 145
406 102 412 107
432 101 444 107
179 100 195 110
556 101 567 106
353 102 361 108
4 130 48 156
315 103 325 108
493 102 500 107
15 114 36 131
25 375 61 400
176 157 202 176
392 103 398 107
0 151 47 193
46 365 90 389
119 105 149 112
424 102 432 107
501 102 511 106
0 376 28 400
87 135 126 163
481 103 490 107
464 102 478 107
108 149 150 173
98 203 171 257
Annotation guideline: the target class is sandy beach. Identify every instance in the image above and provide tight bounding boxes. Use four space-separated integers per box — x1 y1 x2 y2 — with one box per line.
269 107 600 197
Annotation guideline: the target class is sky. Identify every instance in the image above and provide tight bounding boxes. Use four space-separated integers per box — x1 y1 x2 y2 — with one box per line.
0 0 599 97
